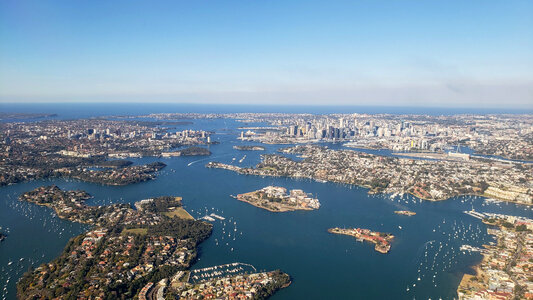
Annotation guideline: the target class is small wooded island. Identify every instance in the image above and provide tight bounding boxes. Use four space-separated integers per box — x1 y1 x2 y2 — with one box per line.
162 146 211 157
235 186 320 212
328 227 394 254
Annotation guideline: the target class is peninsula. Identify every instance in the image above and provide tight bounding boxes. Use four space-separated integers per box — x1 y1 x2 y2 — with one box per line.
236 186 320 212
207 145 532 204
329 227 394 254
457 213 533 299
0 118 211 186
16 186 290 299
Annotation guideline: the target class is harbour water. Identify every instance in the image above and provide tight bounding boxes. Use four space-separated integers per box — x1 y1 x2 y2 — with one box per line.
1 105 532 299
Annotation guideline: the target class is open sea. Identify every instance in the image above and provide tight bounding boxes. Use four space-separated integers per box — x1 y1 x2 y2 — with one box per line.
0 103 532 299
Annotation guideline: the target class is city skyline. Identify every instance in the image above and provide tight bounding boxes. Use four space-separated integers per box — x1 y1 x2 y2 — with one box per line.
1 0 532 108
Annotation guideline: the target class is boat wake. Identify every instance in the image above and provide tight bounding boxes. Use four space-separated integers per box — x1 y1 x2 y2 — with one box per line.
188 154 233 167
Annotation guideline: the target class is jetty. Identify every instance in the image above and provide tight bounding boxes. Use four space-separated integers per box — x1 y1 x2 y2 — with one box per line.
210 213 225 220
201 215 216 222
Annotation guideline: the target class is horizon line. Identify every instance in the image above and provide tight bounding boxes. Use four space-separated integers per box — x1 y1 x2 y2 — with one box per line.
1 101 532 113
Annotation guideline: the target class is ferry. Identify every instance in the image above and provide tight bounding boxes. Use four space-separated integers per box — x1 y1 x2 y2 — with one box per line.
395 210 416 216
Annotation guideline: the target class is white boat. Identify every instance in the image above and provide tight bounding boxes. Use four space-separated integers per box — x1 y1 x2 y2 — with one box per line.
201 215 216 222
210 213 225 220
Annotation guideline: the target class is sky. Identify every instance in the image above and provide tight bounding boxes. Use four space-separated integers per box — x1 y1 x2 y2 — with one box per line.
0 0 532 108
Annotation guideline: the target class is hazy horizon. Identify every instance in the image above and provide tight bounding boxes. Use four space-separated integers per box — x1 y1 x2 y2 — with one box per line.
1 0 532 109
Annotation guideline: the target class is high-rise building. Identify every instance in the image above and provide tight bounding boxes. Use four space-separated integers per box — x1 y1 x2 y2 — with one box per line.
289 125 298 137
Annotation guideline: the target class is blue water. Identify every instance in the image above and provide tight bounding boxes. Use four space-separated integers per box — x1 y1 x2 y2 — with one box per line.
1 102 532 119
1 105 532 299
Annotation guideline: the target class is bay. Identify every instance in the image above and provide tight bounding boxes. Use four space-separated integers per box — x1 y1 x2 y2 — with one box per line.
1 108 532 299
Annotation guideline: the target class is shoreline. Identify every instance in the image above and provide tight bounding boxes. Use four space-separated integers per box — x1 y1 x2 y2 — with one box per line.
209 162 530 205
235 187 320 212
236 197 314 213
14 186 292 299
456 216 533 299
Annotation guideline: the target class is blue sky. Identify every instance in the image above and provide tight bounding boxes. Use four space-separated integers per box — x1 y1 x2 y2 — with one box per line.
0 0 532 108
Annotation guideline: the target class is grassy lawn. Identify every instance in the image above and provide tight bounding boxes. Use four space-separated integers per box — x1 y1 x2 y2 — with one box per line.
163 207 194 220
122 228 148 235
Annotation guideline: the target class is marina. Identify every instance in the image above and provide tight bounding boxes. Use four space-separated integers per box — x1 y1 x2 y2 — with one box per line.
189 262 257 283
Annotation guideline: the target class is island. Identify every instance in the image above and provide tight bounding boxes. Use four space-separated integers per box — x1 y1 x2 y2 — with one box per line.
328 227 394 254
16 186 290 299
233 145 266 151
394 210 416 216
178 146 211 156
457 213 533 300
236 186 320 212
